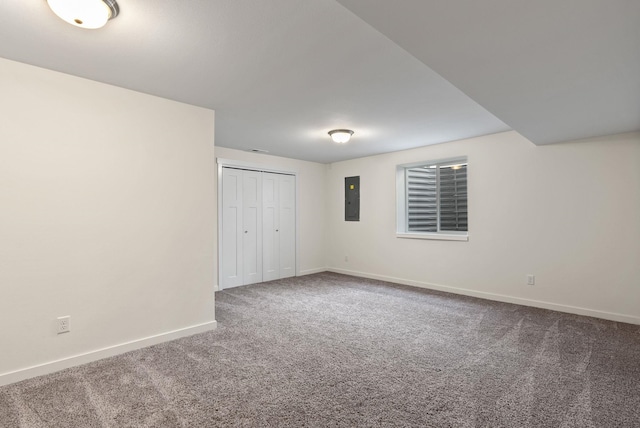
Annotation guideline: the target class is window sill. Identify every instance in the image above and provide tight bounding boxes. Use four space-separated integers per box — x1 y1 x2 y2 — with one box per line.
396 232 468 242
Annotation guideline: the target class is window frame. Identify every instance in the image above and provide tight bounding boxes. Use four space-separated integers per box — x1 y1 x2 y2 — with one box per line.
396 156 469 241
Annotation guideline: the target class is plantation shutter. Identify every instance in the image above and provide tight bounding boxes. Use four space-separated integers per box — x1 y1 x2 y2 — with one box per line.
439 165 467 231
406 167 437 232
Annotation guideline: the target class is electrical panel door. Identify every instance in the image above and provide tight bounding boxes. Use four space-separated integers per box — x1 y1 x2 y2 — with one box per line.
345 176 360 221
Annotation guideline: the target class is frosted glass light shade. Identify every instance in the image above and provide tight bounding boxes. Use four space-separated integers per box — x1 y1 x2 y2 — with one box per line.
47 0 118 29
328 129 354 144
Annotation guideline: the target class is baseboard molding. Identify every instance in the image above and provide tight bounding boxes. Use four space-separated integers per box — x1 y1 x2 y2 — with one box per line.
0 321 217 387
328 268 640 325
298 267 328 276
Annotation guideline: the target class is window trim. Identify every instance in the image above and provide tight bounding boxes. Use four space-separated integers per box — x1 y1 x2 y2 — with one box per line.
396 232 469 241
396 157 469 242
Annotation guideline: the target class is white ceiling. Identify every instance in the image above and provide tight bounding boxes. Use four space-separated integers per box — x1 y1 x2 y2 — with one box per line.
0 1 637 163
337 0 640 146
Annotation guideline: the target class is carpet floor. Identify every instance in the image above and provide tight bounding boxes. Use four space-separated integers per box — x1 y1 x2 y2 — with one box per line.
1 272 639 427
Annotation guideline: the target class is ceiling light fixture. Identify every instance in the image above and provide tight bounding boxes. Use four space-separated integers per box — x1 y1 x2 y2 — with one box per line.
328 129 354 144
47 0 119 29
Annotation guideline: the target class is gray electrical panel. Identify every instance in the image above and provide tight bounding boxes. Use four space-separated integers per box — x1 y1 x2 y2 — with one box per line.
345 176 360 221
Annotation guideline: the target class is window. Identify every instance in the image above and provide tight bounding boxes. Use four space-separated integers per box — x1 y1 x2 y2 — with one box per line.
396 157 468 241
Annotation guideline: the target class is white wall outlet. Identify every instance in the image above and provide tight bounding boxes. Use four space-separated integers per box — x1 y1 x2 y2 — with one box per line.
345 255 349 262
57 316 70 334
526 275 535 286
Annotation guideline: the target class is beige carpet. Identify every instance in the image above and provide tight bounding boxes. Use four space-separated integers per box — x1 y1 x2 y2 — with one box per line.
1 272 639 427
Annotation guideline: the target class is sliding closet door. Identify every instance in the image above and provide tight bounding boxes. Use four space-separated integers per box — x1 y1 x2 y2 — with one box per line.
242 170 263 285
221 168 243 288
278 174 296 278
262 173 280 282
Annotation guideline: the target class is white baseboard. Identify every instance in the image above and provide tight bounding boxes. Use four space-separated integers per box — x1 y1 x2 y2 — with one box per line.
298 267 328 276
0 321 217 387
328 268 640 325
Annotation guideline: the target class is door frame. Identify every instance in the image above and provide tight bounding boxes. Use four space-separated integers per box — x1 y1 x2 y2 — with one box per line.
216 158 299 290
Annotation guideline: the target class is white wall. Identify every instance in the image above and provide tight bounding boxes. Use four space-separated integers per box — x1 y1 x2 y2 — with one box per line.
1 57 637 388
326 131 640 324
214 147 327 277
0 58 217 385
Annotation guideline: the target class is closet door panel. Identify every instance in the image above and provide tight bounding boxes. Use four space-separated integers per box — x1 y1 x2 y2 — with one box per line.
279 174 296 278
221 168 243 289
262 173 280 282
242 170 263 285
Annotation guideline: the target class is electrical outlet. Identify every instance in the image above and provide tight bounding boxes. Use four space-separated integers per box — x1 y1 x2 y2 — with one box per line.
526 275 535 286
57 316 70 334
345 255 349 262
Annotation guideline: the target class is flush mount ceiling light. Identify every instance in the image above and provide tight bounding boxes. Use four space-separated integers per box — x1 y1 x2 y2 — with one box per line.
328 129 354 144
47 0 119 29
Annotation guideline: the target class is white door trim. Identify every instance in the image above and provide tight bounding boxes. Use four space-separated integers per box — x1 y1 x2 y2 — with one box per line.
217 158 297 176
